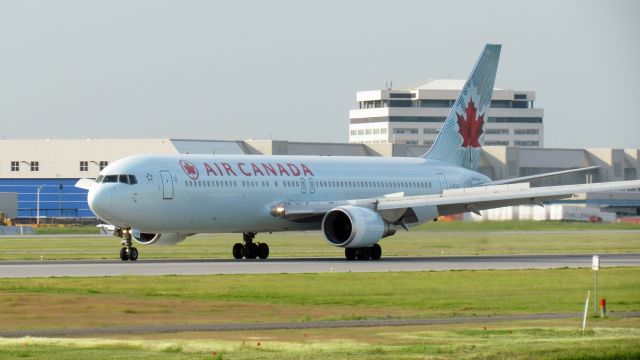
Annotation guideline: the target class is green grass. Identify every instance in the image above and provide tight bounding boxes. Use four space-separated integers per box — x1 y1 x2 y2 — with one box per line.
34 226 99 235
1 224 639 260
1 268 638 326
0 268 639 359
0 323 639 359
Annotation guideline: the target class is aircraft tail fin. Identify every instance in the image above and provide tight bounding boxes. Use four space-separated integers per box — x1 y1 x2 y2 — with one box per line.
423 44 501 170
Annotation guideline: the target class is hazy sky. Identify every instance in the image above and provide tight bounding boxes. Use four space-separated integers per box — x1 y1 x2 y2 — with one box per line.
1 0 638 148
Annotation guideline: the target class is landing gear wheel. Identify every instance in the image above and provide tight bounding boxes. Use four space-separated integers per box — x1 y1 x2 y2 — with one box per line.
119 247 129 261
232 243 244 259
129 247 139 261
257 243 270 259
345 248 357 260
244 242 258 259
370 244 382 260
356 247 372 260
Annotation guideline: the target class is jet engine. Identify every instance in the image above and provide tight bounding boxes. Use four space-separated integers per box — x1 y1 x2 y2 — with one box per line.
321 206 396 248
132 231 190 246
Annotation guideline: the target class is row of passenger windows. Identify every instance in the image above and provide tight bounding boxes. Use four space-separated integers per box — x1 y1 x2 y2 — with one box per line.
95 174 138 184
185 179 434 189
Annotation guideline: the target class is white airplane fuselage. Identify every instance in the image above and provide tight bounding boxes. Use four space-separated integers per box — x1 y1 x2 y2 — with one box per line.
89 154 490 234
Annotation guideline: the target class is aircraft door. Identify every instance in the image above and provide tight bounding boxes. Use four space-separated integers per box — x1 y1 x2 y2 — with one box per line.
159 170 174 199
300 178 307 194
308 178 315 194
437 173 448 191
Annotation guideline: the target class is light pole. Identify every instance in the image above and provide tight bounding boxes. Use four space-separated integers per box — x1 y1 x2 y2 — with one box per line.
36 185 44 225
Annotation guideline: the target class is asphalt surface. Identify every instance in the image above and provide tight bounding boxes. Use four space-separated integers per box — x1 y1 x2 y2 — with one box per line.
1 311 638 338
0 253 638 278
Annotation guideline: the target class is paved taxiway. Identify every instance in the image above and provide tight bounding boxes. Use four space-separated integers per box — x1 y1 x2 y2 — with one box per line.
1 253 638 278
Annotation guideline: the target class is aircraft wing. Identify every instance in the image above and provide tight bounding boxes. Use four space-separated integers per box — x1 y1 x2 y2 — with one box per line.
481 166 599 186
75 178 95 190
275 180 640 220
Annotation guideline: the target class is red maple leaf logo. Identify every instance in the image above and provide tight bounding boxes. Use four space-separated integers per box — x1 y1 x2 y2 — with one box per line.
456 97 484 148
180 160 199 180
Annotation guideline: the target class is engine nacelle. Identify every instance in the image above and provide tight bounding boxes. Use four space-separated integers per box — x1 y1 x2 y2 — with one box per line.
132 231 190 246
321 206 396 248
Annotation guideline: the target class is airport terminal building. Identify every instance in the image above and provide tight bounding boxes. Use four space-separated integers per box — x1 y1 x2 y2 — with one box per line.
348 80 544 147
0 138 638 221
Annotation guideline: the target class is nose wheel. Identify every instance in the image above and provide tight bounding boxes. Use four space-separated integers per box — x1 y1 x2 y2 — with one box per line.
119 229 139 261
233 232 269 260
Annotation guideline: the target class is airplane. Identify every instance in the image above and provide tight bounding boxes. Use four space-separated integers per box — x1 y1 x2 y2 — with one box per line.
77 44 640 261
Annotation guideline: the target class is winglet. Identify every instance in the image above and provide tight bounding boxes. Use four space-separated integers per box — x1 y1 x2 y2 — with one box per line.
424 44 501 170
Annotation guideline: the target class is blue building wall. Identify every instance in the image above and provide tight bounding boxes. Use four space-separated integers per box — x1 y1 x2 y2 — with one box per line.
0 179 92 218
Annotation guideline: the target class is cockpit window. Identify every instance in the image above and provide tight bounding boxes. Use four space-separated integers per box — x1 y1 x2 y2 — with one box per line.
103 175 118 183
99 174 137 185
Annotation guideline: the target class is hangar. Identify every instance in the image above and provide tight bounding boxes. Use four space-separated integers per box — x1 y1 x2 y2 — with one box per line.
0 138 638 221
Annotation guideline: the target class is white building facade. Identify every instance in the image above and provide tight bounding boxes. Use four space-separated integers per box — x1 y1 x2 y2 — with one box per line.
348 79 544 147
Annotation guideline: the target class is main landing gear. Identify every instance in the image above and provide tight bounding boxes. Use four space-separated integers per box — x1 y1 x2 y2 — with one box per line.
118 228 139 261
344 244 382 261
232 232 269 260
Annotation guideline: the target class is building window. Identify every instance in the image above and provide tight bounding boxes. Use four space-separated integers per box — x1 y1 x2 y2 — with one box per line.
423 128 439 134
393 128 418 134
10 161 19 172
424 141 434 147
485 141 510 146
488 117 542 124
420 100 451 108
486 129 509 135
514 94 528 100
365 129 372 135
99 161 109 170
514 129 539 135
350 130 357 136
373 128 380 135
30 161 39 172
389 93 413 99
514 141 539 147
79 161 89 172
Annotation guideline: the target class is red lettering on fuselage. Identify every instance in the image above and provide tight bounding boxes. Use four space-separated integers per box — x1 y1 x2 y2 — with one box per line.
237 163 252 176
287 163 301 176
277 163 290 176
261 163 277 176
251 163 265 176
214 163 224 176
204 163 217 176
221 163 237 176
301 163 314 176
194 160 315 178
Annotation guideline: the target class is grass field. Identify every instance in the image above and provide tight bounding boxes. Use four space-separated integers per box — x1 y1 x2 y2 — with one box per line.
2 221 639 261
1 320 640 359
0 268 639 359
2 222 639 359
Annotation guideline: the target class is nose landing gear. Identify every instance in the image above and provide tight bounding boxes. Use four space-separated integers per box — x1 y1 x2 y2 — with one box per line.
232 232 269 260
118 228 139 261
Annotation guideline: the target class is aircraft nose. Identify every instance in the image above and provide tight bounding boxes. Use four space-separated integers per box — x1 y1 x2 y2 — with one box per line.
88 185 112 219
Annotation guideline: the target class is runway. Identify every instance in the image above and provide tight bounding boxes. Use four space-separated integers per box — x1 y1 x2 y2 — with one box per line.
1 253 638 278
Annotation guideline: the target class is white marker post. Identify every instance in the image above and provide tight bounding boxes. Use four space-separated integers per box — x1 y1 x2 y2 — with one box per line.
592 255 600 314
582 290 590 335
